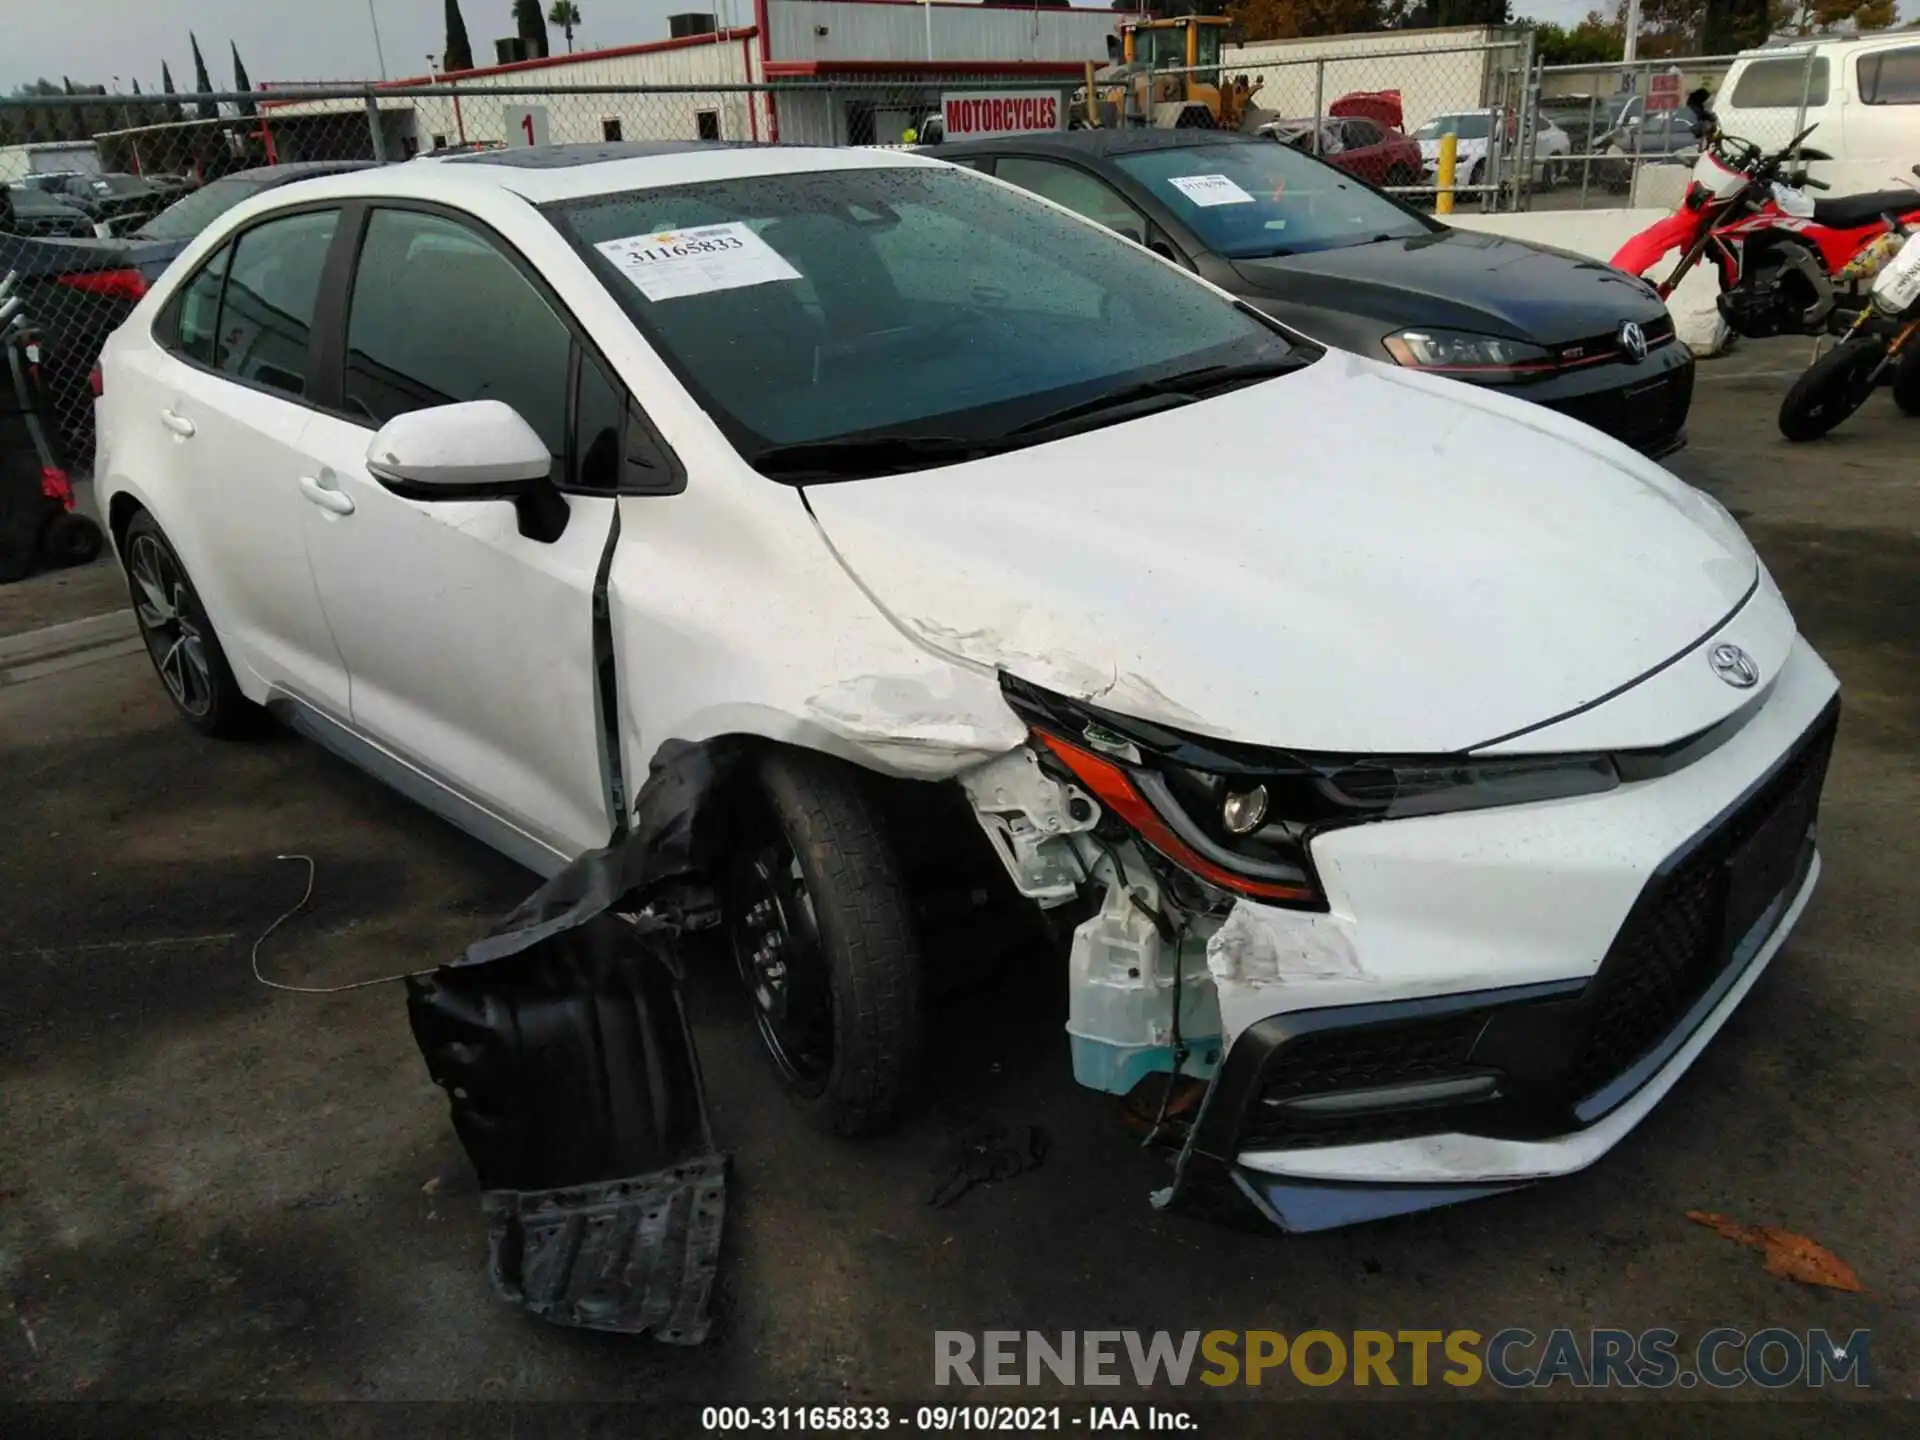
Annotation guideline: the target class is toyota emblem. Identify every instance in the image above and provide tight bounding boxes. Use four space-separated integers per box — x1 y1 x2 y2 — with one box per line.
1619 321 1649 362
1709 643 1760 689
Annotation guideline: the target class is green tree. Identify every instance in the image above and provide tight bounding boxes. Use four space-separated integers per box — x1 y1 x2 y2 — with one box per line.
514 0 551 59
189 32 218 120
231 42 257 117
548 2 582 53
1704 0 1770 51
444 0 476 71
1533 9 1626 63
159 61 187 123
1772 0 1899 31
1228 0 1386 40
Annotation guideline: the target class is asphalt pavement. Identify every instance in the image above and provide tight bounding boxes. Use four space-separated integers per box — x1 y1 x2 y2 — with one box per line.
0 343 1914 1425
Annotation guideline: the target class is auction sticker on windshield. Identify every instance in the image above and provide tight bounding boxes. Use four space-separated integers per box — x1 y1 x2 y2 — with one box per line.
595 222 801 302
1167 173 1255 207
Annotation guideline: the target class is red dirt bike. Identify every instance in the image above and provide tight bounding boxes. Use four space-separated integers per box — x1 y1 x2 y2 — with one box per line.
1612 125 1920 340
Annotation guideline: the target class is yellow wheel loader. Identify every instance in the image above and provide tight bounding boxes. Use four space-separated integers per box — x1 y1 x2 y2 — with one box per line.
1071 16 1270 133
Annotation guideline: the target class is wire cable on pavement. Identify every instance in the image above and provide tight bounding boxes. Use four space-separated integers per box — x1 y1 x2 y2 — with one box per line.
250 854 438 995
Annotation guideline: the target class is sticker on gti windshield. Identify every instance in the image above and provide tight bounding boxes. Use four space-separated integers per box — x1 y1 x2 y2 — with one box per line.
594 222 801 302
1167 173 1255 207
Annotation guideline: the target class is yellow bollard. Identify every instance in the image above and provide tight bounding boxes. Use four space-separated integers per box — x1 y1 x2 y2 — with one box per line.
1435 132 1457 216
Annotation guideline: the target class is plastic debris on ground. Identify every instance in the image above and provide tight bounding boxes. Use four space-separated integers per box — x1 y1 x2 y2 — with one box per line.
407 740 740 1342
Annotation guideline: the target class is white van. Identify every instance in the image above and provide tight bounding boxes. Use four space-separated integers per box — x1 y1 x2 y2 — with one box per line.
1716 36 1920 193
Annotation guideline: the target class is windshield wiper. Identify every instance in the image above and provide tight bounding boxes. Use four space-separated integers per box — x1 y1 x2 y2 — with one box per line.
1008 358 1307 435
750 433 1021 479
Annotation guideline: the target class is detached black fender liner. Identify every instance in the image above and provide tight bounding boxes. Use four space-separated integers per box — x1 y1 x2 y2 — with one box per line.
408 740 741 1342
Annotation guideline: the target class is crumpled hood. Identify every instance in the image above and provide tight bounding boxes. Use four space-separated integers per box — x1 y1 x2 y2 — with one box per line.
802 352 1757 755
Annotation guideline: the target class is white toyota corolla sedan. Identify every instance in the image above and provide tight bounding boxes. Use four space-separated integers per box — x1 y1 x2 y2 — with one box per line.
94 142 1838 1231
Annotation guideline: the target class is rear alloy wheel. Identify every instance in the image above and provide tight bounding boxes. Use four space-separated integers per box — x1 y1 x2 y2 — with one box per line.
727 750 923 1138
123 512 267 737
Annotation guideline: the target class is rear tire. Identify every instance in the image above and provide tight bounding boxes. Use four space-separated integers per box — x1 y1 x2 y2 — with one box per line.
42 511 104 568
1385 162 1416 189
1893 345 1920 417
122 510 269 738
1779 338 1886 441
727 749 924 1138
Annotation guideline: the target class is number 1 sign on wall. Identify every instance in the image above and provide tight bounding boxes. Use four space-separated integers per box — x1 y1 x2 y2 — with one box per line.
506 105 552 147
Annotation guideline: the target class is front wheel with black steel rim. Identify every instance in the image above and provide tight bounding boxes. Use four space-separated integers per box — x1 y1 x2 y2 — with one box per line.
1779 336 1888 442
123 511 266 737
727 749 923 1138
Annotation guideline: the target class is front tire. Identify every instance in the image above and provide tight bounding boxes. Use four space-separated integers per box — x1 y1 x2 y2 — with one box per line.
728 750 924 1138
122 511 267 737
1779 338 1887 442
1893 344 1920 417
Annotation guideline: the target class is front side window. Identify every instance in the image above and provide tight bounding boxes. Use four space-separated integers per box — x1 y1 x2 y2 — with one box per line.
545 164 1299 467
1728 56 1830 109
994 157 1148 240
342 209 571 460
1115 140 1433 259
165 241 232 368
216 209 339 397
1858 46 1920 106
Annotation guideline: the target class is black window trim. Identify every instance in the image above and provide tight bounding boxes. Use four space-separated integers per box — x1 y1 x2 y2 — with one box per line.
979 150 1192 265
309 196 684 497
150 198 345 409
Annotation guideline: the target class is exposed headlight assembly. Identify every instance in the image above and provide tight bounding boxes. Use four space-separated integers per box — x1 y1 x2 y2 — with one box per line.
1383 327 1550 382
1006 678 1624 911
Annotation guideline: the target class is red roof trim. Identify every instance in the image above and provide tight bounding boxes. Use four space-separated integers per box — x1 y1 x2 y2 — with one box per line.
788 0 1142 11
764 60 1091 77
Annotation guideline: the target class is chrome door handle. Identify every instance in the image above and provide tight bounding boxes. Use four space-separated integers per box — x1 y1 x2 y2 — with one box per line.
298 475 356 516
160 408 195 437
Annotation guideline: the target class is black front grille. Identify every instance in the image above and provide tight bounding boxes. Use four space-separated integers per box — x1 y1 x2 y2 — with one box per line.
1550 314 1677 369
1566 708 1837 1101
1548 360 1696 454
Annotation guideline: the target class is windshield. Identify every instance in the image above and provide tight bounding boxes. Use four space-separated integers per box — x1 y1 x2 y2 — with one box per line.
136 175 265 241
1415 114 1491 141
1113 141 1432 260
545 164 1304 475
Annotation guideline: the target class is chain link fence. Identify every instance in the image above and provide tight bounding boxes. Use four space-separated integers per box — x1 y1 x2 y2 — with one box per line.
0 44 1849 468
1537 48 1825 213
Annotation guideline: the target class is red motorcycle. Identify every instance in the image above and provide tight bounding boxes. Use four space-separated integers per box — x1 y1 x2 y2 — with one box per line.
1612 125 1920 339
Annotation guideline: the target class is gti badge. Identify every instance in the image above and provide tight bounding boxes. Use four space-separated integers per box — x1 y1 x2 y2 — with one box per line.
1618 321 1649 362
1709 642 1760 689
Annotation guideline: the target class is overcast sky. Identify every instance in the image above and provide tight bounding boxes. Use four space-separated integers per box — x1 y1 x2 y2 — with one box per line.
2 1 1914 94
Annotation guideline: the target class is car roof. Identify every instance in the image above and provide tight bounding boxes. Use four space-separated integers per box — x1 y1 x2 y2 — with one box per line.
238 141 941 208
930 129 1267 162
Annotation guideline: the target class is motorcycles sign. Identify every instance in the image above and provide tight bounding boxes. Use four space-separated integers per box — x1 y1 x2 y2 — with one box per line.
941 91 1065 141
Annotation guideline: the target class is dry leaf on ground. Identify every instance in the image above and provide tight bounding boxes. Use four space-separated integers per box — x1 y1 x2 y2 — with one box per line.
1686 1210 1865 1293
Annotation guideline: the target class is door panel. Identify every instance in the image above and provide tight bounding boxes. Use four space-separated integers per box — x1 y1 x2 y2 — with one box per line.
294 205 616 862
138 217 349 713
295 412 616 861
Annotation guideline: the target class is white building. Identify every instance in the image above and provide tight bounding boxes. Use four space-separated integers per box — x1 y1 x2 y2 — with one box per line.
257 3 1140 158
1223 24 1532 135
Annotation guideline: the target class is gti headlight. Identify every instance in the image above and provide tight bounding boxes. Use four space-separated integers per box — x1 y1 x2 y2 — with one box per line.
1383 328 1549 383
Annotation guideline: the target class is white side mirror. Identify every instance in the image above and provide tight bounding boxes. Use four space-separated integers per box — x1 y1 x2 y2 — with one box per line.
365 400 553 499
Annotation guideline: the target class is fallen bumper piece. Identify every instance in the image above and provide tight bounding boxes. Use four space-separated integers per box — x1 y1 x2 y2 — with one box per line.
409 741 736 1343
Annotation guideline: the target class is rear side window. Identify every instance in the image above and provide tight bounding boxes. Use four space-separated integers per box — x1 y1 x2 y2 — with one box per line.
341 209 571 460
993 157 1147 240
1728 57 1830 108
1858 47 1920 106
217 209 339 398
164 242 232 367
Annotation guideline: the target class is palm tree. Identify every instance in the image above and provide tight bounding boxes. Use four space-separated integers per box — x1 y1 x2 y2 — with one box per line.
548 2 582 53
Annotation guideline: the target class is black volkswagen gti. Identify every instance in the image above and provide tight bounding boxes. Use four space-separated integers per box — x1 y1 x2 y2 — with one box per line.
927 128 1694 458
